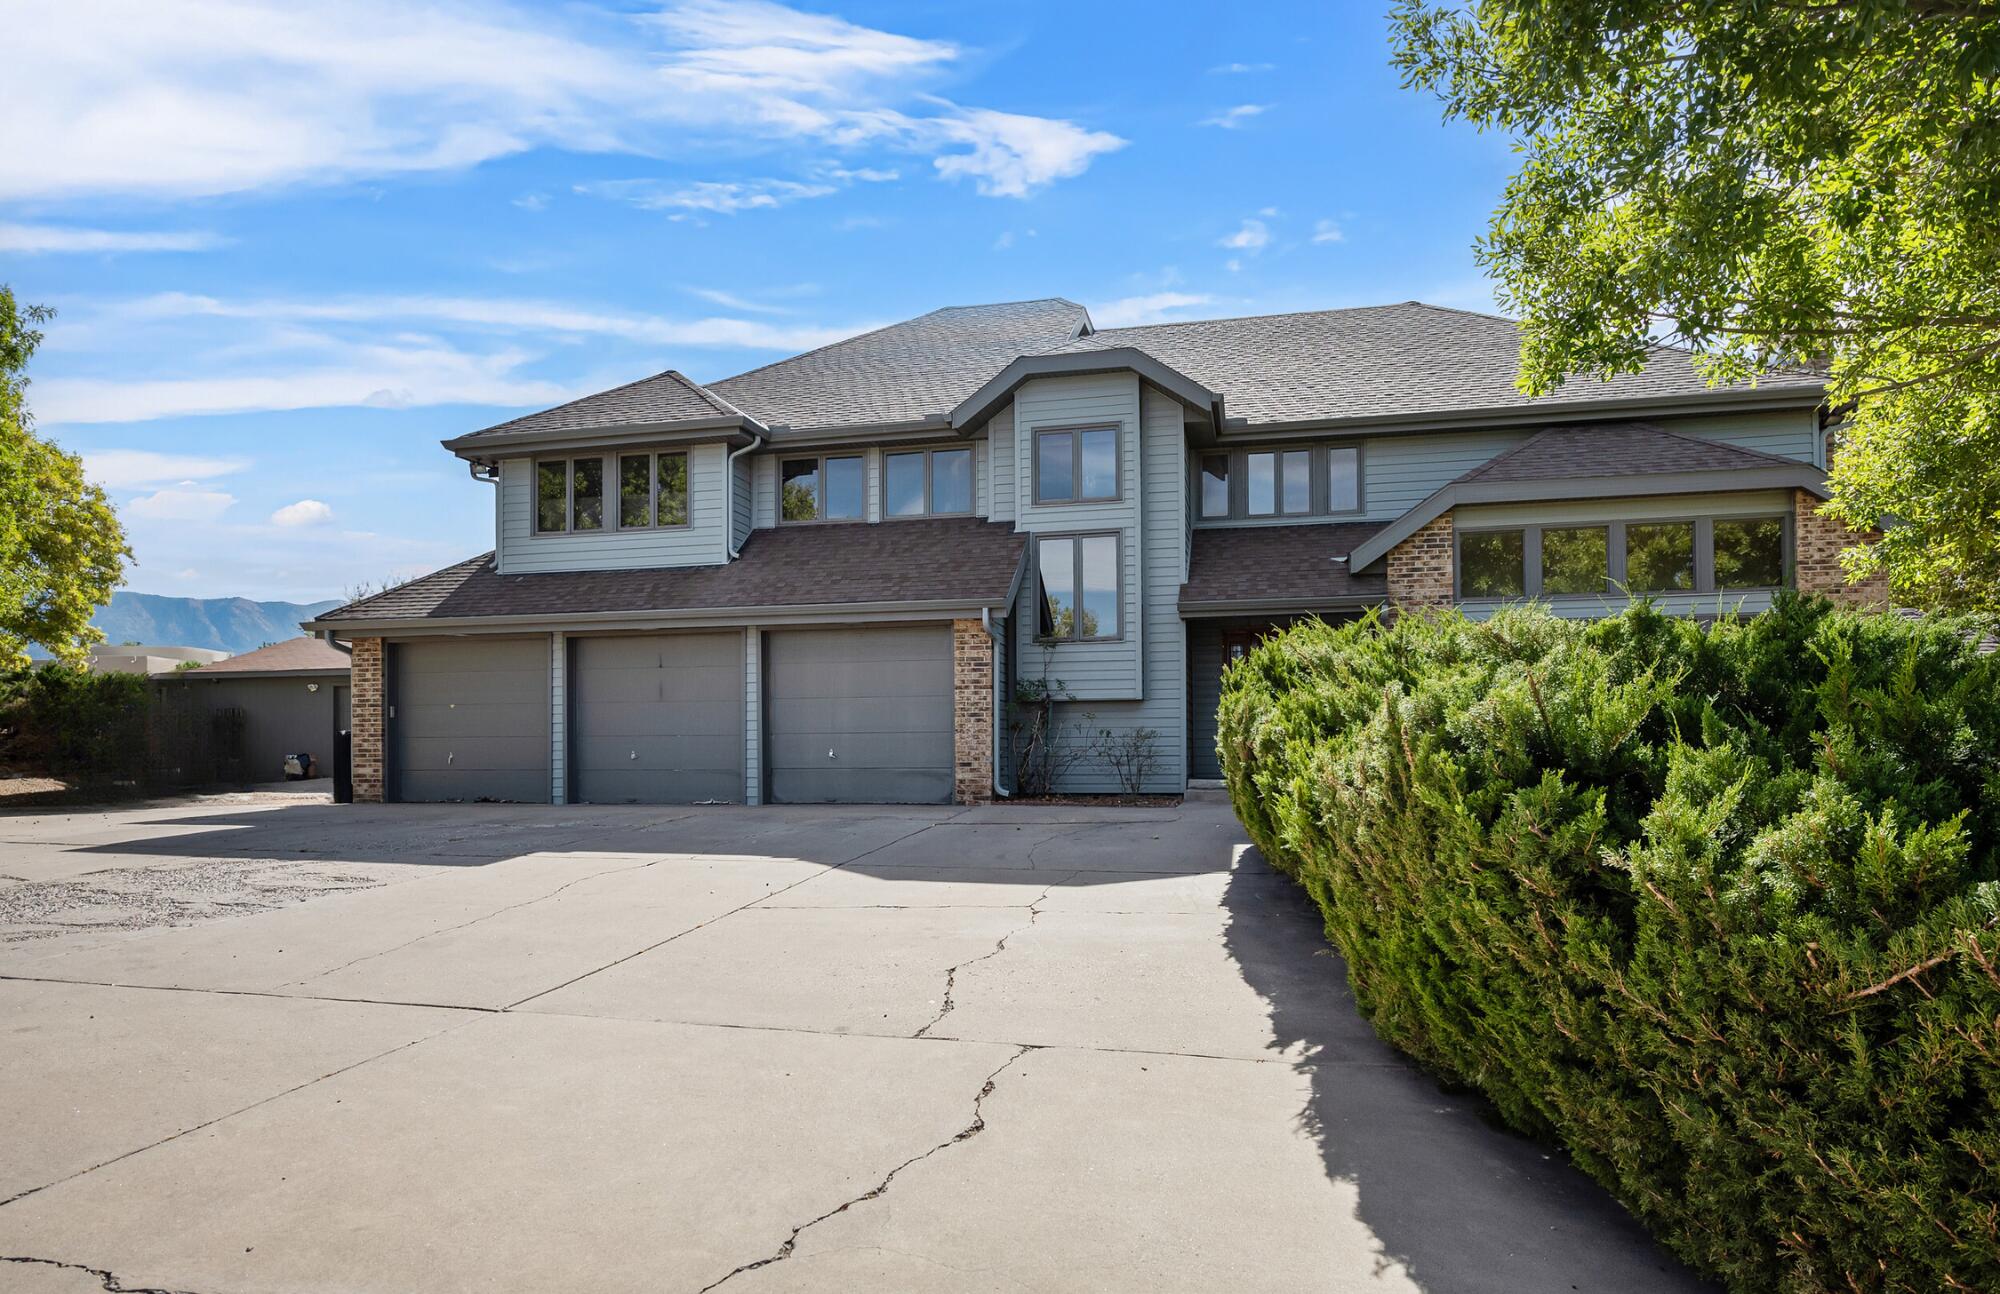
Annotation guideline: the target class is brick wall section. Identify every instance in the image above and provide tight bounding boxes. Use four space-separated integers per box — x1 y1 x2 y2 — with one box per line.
349 637 385 803
1794 488 1890 609
1386 512 1455 611
951 618 994 805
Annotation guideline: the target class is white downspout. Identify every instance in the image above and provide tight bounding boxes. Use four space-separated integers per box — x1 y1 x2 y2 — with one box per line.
980 606 1009 798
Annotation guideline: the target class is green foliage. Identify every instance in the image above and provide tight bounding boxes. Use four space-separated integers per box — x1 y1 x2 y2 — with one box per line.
1390 2 2000 612
1219 597 2000 1292
0 286 128 666
0 664 149 788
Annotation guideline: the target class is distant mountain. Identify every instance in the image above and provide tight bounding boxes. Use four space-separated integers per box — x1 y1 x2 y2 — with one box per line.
89 592 343 655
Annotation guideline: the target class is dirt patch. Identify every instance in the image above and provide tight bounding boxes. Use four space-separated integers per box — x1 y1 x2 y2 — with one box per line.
1002 794 1184 808
0 859 385 944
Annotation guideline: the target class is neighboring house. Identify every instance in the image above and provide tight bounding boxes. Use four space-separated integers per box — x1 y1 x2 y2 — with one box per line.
307 298 1880 805
152 637 352 782
85 644 230 675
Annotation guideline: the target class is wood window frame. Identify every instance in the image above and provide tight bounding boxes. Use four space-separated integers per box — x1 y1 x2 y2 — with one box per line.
1453 514 1794 601
1031 424 1121 506
1197 442 1366 521
1033 529 1124 643
778 452 867 525
881 445 976 520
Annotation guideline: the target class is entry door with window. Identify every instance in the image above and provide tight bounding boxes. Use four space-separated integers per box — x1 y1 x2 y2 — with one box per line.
1221 629 1264 669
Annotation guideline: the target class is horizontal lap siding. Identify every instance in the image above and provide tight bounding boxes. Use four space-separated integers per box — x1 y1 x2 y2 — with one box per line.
1671 409 1823 467
1187 622 1227 781
497 444 729 574
1012 373 1143 703
988 405 1015 523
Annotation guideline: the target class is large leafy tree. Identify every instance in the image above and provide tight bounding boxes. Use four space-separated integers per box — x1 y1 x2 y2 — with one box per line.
0 286 127 666
1392 1 2000 613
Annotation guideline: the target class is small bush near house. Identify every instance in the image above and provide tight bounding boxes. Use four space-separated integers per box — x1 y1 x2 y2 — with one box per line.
0 663 149 789
1218 595 2000 1293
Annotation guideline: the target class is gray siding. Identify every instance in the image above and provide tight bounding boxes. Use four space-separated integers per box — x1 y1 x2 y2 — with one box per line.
551 630 567 804
751 452 777 529
988 403 1015 523
1188 623 1226 781
731 452 753 551
743 628 763 806
497 444 729 574
1010 372 1145 703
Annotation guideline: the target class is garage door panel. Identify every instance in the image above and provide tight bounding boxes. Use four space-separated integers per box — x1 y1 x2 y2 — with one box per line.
392 638 551 803
767 626 954 804
572 633 742 804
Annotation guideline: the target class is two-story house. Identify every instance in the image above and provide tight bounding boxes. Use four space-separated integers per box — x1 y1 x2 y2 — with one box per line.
307 298 1878 805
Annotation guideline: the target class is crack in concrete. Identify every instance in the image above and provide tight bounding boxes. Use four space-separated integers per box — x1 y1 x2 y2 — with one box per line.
697 1044 1034 1292
912 877 1068 1040
500 813 968 1012
0 1255 204 1294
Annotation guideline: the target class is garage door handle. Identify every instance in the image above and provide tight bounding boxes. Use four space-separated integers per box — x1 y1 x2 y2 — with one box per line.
827 748 837 760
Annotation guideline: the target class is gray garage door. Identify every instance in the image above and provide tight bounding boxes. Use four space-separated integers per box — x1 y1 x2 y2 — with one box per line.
391 638 550 803
571 633 744 804
766 625 954 804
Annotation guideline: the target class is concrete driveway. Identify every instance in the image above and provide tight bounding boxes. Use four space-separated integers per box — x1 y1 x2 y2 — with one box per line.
0 794 1706 1293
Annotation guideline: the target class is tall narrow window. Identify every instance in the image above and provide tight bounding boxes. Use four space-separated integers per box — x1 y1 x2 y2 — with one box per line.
571 458 603 531
1036 534 1119 640
1200 455 1229 518
1246 452 1277 515
780 459 819 522
1713 517 1784 589
885 451 925 517
1280 449 1310 514
655 452 688 526
1327 446 1360 513
619 454 651 529
1626 522 1695 592
930 448 973 513
1460 530 1526 598
536 461 567 533
1541 526 1609 595
823 455 864 519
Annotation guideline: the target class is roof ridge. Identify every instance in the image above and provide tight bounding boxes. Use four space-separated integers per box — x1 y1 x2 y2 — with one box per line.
715 298 1088 389
330 552 493 617
469 370 686 438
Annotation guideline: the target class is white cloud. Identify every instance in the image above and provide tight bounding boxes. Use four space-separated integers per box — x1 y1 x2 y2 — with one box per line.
1225 258 1243 273
0 223 225 254
686 286 789 313
1208 62 1274 74
1200 104 1269 130
511 191 549 211
82 449 250 488
1312 219 1345 244
2 0 1121 201
270 498 334 527
1090 293 1216 328
126 488 237 521
578 177 837 214
1219 219 1271 251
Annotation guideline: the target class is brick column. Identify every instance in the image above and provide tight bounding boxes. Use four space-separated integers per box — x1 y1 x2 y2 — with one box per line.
1793 489 1890 609
951 618 994 805
1386 512 1455 612
349 637 385 803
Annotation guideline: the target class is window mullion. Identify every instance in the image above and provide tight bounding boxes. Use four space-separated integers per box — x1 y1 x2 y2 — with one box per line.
1524 527 1544 598
1695 518 1715 595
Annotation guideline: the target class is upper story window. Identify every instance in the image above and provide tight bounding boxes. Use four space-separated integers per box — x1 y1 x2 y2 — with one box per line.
1457 514 1788 600
537 452 686 534
1201 443 1364 520
617 451 689 529
536 457 604 533
781 454 864 523
1034 426 1118 504
884 447 974 518
1035 532 1120 641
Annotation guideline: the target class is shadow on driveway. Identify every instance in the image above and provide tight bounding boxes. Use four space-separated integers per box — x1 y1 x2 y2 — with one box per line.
1219 846 1716 1293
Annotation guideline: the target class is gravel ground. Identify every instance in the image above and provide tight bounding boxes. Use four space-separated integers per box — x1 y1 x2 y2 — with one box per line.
0 859 383 943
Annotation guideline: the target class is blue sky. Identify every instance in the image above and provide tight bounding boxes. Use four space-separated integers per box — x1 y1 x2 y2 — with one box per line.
2 0 1515 602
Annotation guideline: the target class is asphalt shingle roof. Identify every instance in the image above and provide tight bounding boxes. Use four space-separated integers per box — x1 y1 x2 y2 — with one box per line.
1456 423 1818 484
163 636 351 676
709 299 1091 433
1049 302 1824 428
1180 523 1389 611
459 370 742 445
314 518 1027 624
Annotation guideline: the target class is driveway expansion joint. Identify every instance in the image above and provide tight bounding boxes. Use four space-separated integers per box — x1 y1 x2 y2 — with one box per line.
697 1043 1035 1291
1 1254 208 1294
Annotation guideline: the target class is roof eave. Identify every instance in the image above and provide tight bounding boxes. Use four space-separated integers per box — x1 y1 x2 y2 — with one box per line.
155 666 351 681
1348 463 1829 571
950 347 1221 430
1223 384 1828 440
441 415 759 460
303 593 1018 637
1177 595 1384 618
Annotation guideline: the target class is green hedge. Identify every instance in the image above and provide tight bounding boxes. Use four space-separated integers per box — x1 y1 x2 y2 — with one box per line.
1218 596 2000 1293
0 664 150 788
